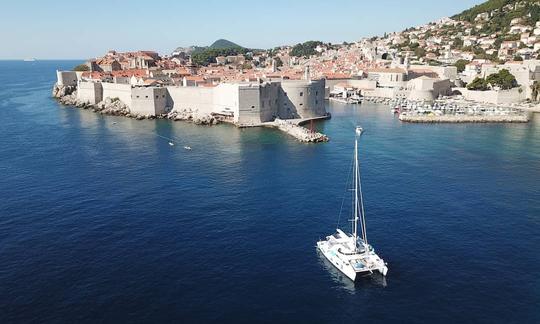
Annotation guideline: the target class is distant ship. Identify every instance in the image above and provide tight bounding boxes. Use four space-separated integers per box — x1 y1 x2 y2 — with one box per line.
317 126 388 281
23 58 36 62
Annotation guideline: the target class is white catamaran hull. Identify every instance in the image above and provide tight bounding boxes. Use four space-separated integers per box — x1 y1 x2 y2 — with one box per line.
317 243 357 281
317 241 388 281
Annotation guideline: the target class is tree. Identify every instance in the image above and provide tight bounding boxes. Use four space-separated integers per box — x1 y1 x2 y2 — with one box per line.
73 64 89 71
274 56 283 68
191 47 248 66
290 41 323 58
531 81 540 101
414 47 426 58
485 69 518 90
452 38 464 49
513 55 523 61
467 77 489 91
467 69 518 91
455 59 470 73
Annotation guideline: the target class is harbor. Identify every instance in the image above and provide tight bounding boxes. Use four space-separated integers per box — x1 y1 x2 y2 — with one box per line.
363 96 532 123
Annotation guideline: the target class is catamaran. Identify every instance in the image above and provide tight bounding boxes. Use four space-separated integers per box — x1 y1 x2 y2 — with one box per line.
317 126 388 281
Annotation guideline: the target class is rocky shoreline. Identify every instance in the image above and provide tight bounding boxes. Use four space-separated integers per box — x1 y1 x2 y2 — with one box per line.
52 84 330 142
52 83 220 125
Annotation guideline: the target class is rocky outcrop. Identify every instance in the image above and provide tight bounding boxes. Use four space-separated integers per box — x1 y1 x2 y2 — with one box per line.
95 97 131 116
52 83 77 98
52 83 222 125
166 109 220 125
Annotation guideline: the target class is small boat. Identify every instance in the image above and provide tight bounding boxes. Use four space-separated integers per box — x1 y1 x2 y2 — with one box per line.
317 126 388 281
23 58 36 62
112 122 117 125
168 142 175 146
183 146 192 150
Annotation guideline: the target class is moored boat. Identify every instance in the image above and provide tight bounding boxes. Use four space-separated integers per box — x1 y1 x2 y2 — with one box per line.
317 126 388 281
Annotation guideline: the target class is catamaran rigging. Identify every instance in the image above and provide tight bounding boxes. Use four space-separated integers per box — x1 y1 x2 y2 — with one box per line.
317 126 388 281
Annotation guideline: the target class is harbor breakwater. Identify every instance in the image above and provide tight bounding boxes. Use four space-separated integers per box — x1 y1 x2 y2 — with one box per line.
271 118 329 143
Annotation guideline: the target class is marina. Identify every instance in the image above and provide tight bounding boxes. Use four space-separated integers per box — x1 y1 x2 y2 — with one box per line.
363 96 531 123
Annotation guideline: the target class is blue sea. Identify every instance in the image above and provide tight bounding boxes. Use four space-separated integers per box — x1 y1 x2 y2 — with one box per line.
0 61 539 323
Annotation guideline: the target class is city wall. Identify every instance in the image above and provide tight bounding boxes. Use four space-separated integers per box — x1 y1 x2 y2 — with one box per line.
102 83 132 107
132 87 167 115
61 72 327 122
56 71 79 86
457 87 527 104
78 81 102 104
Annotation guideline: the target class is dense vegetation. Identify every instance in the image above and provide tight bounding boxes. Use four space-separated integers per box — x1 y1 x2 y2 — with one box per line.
467 69 518 90
209 39 243 49
453 0 540 35
191 47 248 66
290 41 323 57
454 59 471 73
73 64 89 72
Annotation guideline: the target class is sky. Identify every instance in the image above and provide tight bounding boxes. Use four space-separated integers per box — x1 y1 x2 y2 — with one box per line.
0 0 485 59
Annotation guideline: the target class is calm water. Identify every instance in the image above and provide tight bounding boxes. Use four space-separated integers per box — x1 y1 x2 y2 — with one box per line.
1 61 539 323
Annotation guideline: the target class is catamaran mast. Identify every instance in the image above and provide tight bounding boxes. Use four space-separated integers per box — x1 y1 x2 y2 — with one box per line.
357 128 368 250
355 127 369 252
353 130 359 252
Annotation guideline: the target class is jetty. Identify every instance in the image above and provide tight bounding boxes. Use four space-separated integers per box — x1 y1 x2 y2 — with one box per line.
256 115 330 143
229 114 331 142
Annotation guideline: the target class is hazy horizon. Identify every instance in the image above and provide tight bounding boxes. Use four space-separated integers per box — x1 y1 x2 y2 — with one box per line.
1 0 484 60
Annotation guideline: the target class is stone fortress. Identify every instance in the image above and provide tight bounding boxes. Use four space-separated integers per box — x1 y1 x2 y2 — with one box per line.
56 70 327 126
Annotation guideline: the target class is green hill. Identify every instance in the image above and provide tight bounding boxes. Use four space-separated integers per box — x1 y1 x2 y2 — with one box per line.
453 0 540 24
190 40 249 66
452 0 540 36
209 39 244 49
454 0 514 21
